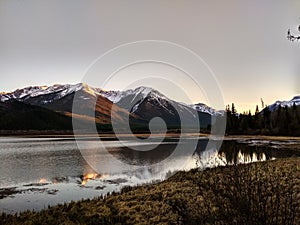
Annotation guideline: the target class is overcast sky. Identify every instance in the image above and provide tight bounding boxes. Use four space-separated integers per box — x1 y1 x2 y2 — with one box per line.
0 0 299 112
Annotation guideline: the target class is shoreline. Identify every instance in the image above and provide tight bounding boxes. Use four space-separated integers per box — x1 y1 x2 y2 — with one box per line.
1 157 299 224
1 131 300 141
0 135 299 219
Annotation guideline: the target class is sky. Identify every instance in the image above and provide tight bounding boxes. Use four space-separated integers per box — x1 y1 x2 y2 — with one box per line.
0 0 299 112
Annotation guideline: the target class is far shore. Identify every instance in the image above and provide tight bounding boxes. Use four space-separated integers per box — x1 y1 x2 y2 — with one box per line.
1 130 300 141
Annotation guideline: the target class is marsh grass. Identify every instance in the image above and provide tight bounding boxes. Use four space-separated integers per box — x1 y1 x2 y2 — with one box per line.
0 158 299 225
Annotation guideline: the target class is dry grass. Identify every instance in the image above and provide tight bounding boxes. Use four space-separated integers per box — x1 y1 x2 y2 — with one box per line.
1 157 299 225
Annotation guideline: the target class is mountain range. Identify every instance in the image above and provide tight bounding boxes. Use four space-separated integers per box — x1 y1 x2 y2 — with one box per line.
1 83 299 133
266 96 300 112
0 83 217 132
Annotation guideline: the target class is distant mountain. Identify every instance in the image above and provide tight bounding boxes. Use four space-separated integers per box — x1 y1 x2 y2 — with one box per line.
99 86 211 129
191 103 223 116
267 96 300 112
0 84 84 104
0 84 139 126
0 83 213 131
98 87 220 116
0 83 216 113
2 83 298 134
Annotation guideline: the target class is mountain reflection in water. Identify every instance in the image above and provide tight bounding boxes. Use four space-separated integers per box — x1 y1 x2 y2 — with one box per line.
0 137 299 213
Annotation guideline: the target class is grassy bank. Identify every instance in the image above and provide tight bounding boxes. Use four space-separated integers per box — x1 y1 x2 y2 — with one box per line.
1 158 299 225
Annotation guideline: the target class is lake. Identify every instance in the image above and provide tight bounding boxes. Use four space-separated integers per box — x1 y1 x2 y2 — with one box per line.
0 136 299 213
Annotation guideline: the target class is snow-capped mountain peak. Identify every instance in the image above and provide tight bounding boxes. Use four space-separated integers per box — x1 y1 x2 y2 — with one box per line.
0 83 218 117
98 86 171 113
192 103 217 115
0 83 85 103
267 95 300 112
133 86 153 96
98 86 167 104
291 96 300 102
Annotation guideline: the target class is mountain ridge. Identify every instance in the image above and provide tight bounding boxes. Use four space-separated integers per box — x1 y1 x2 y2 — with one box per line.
0 83 212 131
267 95 300 112
0 83 219 116
1 84 299 116
1 83 299 133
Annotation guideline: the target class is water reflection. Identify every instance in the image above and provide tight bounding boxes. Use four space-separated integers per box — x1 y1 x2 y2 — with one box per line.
0 137 299 213
81 173 109 185
216 140 300 165
217 141 270 165
1 137 299 188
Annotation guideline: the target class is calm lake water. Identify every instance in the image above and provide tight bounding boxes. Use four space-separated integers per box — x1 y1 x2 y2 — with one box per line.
0 136 299 213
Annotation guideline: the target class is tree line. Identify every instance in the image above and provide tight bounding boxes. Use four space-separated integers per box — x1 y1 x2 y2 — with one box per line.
225 103 300 136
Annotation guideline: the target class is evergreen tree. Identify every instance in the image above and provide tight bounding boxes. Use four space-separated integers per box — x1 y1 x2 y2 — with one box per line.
231 103 237 116
262 106 271 131
255 105 259 115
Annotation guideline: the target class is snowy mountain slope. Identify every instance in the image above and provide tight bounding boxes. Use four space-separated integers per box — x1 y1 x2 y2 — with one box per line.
103 86 212 128
0 84 84 104
2 83 298 116
0 84 217 115
98 86 218 117
267 96 300 112
0 84 139 125
98 87 154 104
191 103 223 116
106 87 170 112
0 84 213 128
0 84 214 123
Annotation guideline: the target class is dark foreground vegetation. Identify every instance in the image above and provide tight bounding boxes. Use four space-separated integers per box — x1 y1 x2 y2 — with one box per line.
1 158 299 225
